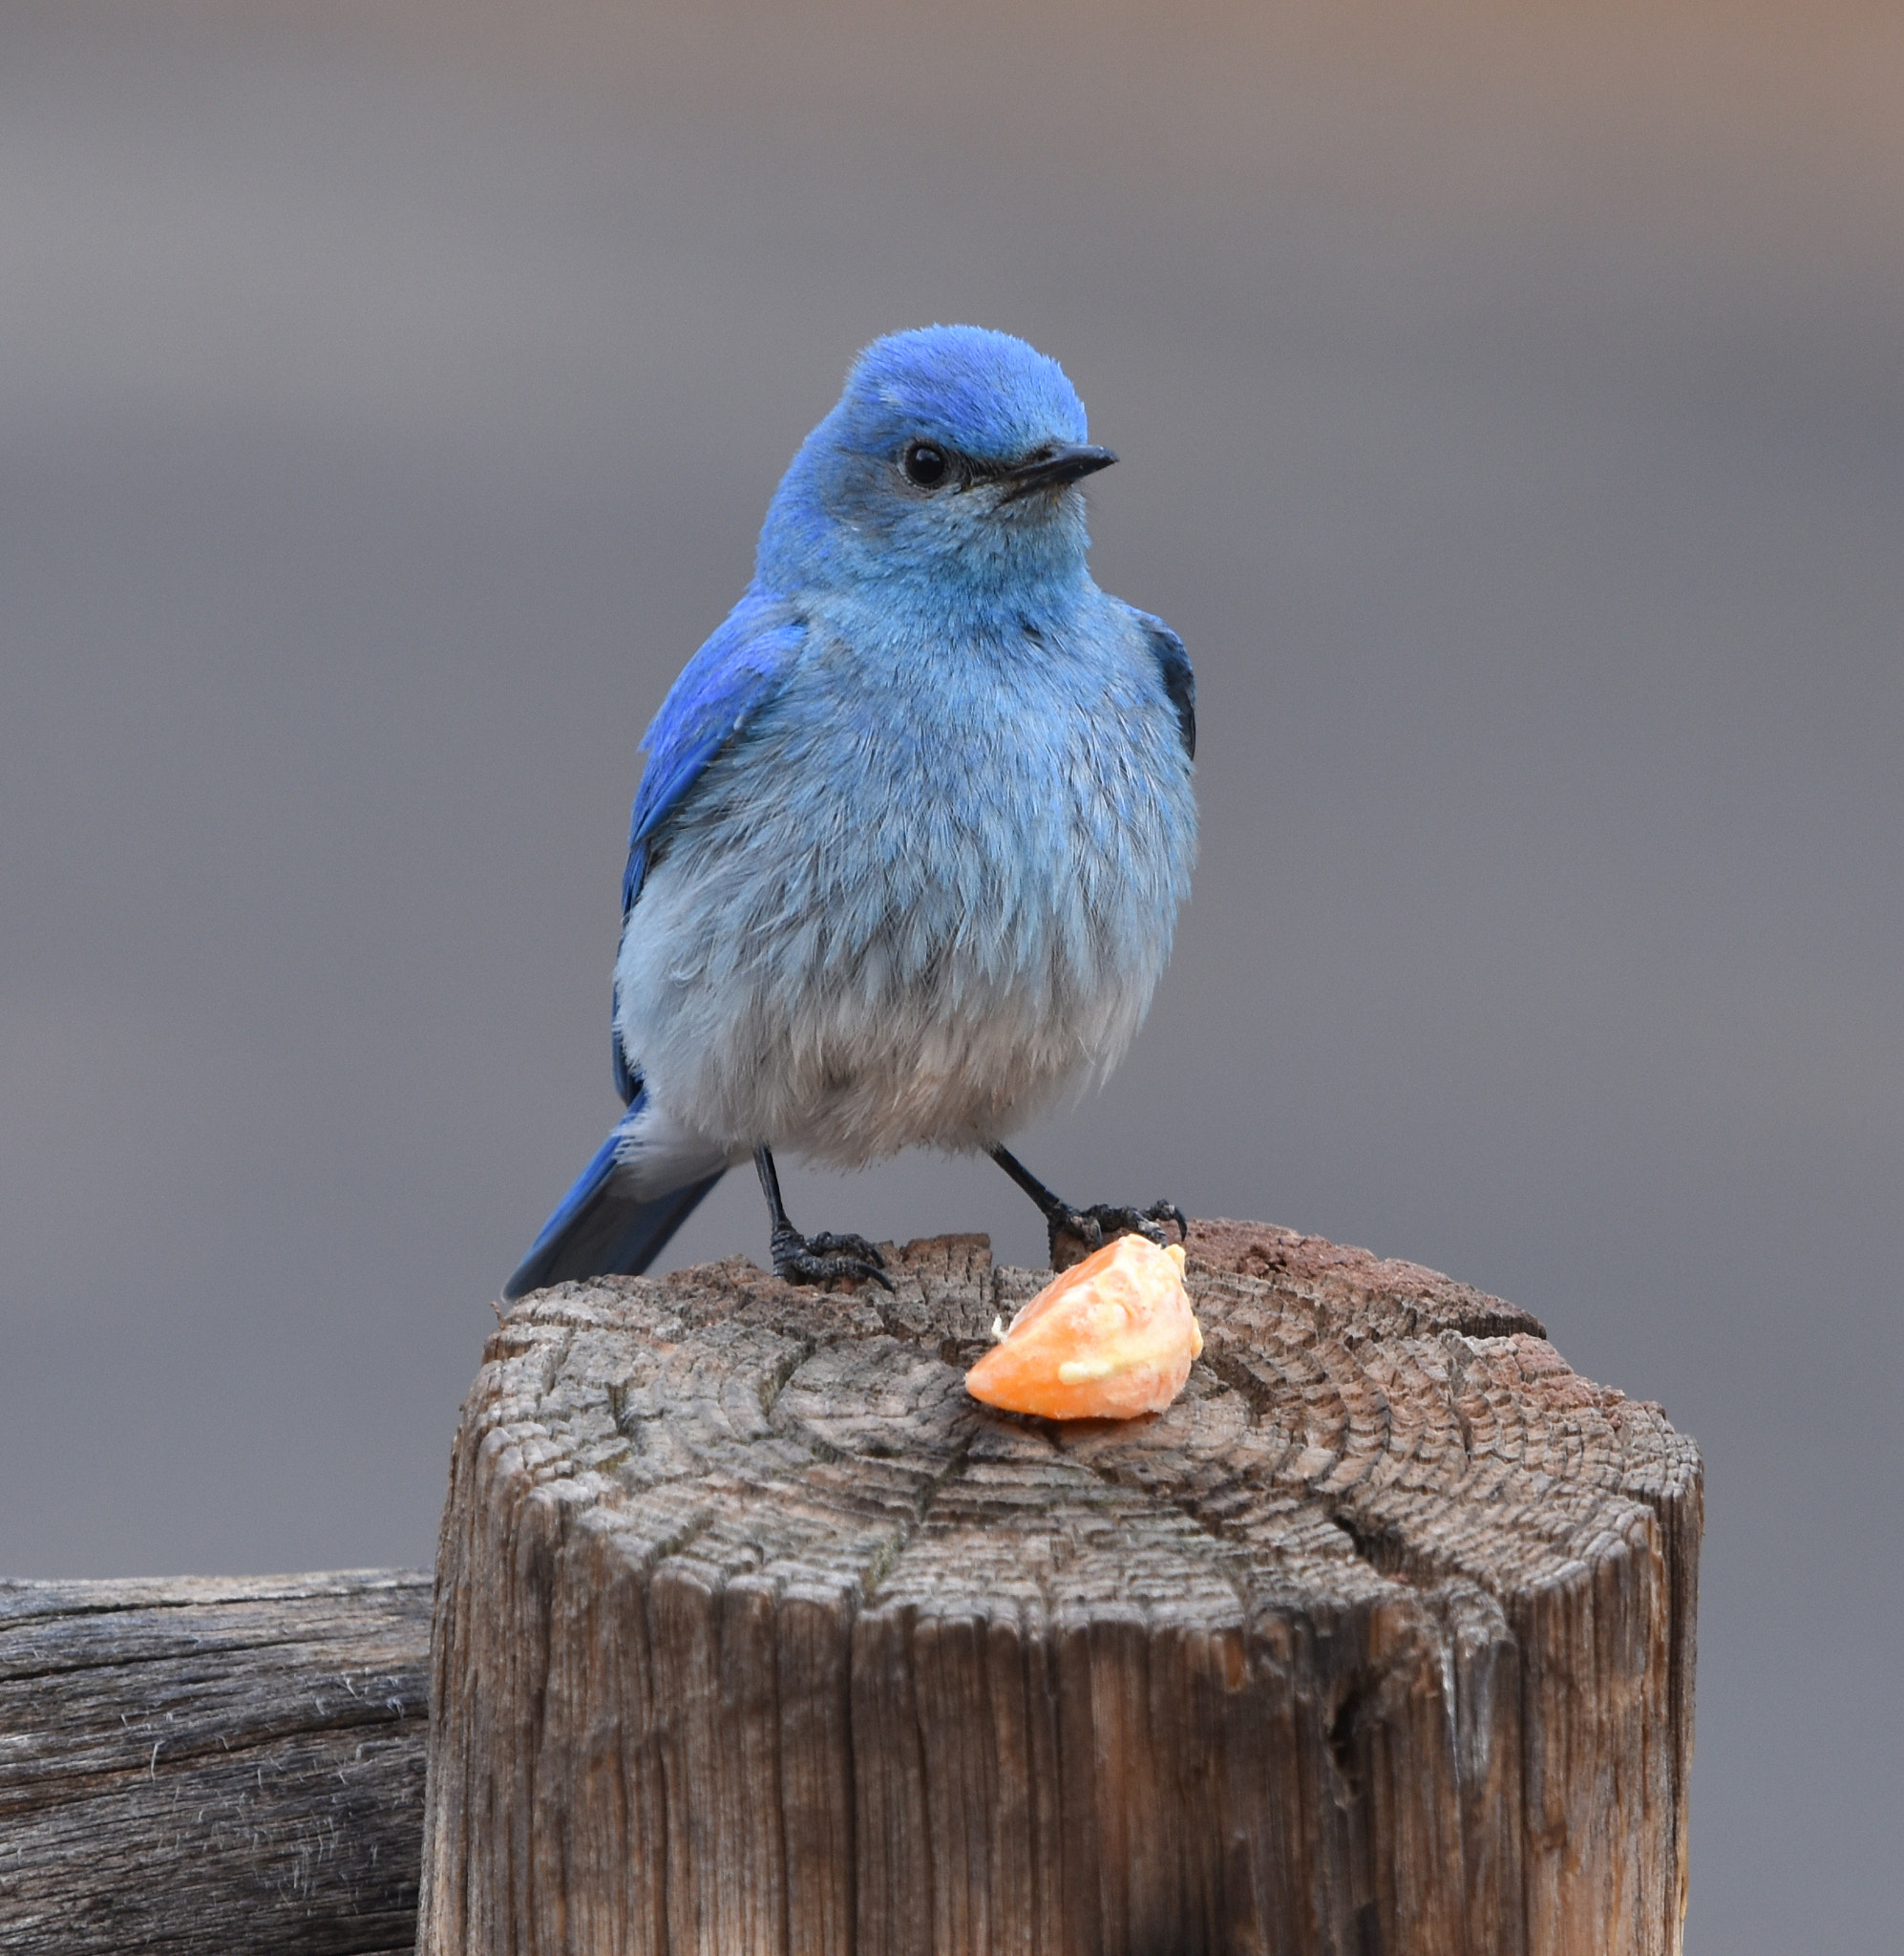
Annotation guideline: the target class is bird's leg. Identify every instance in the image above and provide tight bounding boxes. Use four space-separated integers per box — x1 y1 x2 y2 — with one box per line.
753 1146 893 1291
987 1144 1187 1271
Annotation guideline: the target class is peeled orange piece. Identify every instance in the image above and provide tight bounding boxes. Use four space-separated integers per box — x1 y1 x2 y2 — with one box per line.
964 1235 1203 1420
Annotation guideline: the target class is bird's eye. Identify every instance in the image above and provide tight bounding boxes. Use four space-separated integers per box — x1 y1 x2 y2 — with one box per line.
901 440 949 488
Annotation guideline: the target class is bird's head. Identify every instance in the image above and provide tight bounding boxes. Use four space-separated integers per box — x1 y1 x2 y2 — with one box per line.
756 325 1114 604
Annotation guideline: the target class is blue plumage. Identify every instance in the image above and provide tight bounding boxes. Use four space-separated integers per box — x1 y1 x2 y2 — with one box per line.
610 597 806 1103
506 325 1196 1301
506 1091 725 1300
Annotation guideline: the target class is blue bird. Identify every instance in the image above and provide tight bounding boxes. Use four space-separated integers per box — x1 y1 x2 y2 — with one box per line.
504 325 1196 1300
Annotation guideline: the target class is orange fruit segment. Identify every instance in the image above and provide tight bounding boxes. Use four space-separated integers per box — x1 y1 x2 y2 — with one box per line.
964 1235 1203 1420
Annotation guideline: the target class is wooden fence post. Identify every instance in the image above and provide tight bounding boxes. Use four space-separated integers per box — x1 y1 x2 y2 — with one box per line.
419 1222 1700 1956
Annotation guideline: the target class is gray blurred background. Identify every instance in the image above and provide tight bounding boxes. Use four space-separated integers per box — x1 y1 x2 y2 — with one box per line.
3 2 1897 1945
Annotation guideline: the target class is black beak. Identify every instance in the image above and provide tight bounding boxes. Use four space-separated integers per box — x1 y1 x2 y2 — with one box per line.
997 442 1118 500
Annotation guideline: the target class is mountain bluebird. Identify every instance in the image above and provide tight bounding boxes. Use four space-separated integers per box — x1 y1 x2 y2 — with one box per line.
504 325 1196 1299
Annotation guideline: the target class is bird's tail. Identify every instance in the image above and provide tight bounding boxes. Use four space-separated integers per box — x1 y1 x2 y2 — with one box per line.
502 1093 727 1300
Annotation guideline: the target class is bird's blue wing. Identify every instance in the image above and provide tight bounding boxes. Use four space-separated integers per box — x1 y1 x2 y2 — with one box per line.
517 601 802 1285
622 591 808 911
1131 608 1195 759
611 591 807 1102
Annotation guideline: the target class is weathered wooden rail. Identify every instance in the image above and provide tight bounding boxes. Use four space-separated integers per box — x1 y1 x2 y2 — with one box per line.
0 1222 1701 1954
0 1570 430 1954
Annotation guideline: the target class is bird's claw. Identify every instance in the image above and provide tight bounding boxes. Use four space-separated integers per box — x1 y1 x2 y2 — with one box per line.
771 1226 895 1292
1047 1200 1187 1270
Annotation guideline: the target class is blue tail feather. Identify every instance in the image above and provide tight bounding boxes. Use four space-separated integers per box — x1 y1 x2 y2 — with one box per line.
503 1095 726 1300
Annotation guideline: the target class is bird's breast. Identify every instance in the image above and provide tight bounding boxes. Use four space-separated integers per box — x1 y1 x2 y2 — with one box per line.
617 617 1195 1161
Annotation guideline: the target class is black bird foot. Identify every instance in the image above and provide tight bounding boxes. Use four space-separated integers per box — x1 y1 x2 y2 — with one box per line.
1047 1200 1188 1271
769 1223 894 1291
986 1144 1187 1271
753 1146 894 1290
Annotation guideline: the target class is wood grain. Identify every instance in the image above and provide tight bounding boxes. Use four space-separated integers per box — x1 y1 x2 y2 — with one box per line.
420 1222 1701 1956
0 1568 431 1954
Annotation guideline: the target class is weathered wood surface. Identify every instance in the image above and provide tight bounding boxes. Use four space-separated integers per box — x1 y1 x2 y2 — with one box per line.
0 1568 431 1954
422 1222 1701 1956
